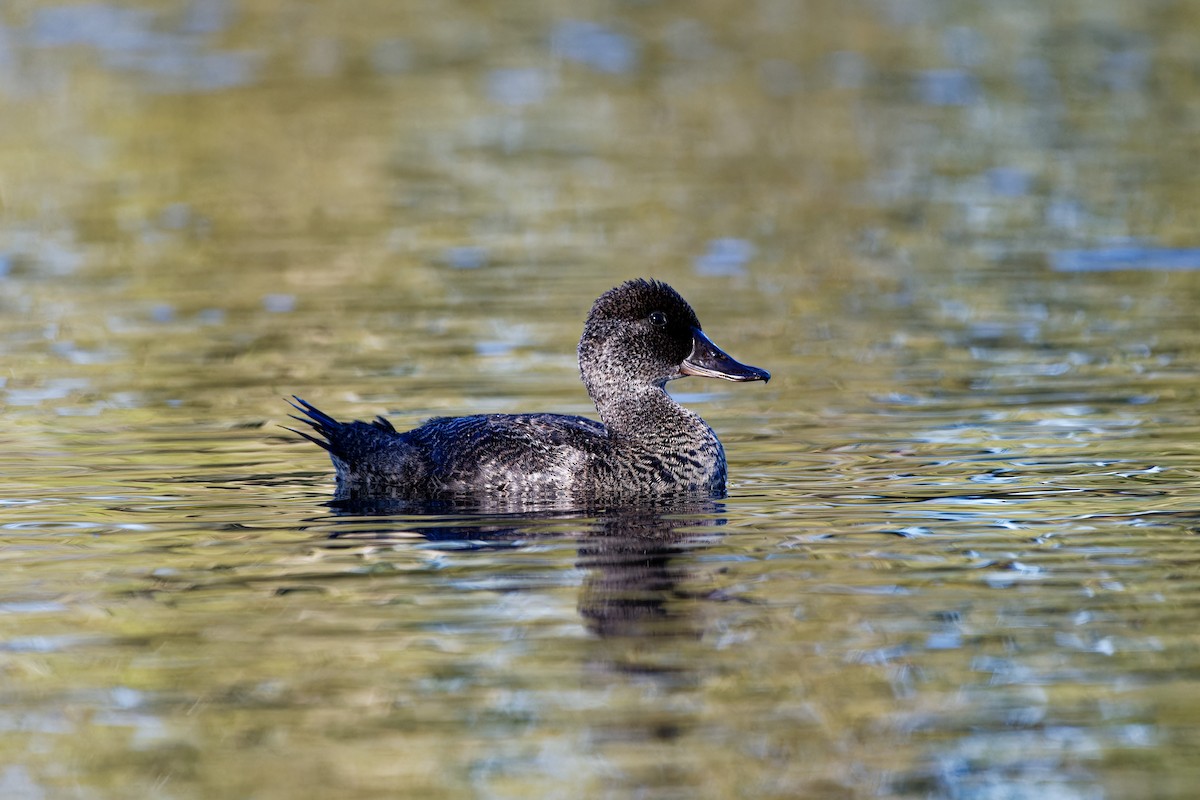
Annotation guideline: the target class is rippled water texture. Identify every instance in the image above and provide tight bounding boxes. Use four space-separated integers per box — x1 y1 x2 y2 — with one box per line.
4 1 1200 798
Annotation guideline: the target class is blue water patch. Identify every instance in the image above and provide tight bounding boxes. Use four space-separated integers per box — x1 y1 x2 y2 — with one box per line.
986 167 1031 197
180 0 232 36
25 2 256 92
943 26 987 68
0 601 68 615
1052 247 1200 273
0 24 17 84
1045 198 1088 231
916 68 980 106
475 341 512 357
1102 47 1150 93
442 246 489 270
485 67 552 107
694 238 755 276
550 20 638 75
262 294 297 313
159 203 193 230
28 4 155 49
111 47 258 93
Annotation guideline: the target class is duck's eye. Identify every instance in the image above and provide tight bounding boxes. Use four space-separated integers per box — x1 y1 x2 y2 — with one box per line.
649 311 668 328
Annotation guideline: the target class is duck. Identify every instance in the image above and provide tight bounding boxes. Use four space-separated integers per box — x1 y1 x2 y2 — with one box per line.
288 278 769 502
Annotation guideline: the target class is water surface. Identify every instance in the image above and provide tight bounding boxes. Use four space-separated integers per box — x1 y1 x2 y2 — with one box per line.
4 1 1200 798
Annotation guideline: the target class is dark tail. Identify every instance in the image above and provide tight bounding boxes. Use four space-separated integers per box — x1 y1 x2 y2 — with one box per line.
285 396 397 455
284 396 339 451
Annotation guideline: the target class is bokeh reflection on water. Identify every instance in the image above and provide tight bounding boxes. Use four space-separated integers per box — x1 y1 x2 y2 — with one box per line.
318 496 728 642
5 0 1200 797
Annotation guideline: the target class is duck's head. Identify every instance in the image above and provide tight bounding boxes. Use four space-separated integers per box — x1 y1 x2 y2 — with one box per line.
578 279 770 399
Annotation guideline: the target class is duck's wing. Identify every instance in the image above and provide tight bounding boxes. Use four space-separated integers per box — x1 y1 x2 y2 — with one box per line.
405 412 610 493
497 412 607 442
410 412 606 459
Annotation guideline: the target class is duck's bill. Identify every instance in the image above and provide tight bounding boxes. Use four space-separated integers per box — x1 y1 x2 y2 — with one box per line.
680 328 771 383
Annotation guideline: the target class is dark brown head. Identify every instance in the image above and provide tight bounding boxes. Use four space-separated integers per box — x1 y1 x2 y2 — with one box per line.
578 279 769 403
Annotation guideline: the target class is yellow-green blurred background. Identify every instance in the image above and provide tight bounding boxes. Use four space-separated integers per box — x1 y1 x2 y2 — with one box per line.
5 1 1200 797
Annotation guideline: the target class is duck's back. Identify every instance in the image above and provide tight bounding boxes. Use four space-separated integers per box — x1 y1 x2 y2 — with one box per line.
410 412 611 494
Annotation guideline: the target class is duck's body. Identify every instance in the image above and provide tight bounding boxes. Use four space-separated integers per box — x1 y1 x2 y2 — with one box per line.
290 396 723 500
289 279 768 502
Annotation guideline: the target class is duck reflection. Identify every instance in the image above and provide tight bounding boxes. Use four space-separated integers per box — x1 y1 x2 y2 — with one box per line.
575 504 721 639
318 495 725 640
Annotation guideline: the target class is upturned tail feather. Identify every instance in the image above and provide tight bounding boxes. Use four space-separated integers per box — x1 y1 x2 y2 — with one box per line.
284 396 396 457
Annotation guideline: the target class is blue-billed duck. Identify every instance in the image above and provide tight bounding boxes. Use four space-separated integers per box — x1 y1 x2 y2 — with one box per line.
288 279 769 501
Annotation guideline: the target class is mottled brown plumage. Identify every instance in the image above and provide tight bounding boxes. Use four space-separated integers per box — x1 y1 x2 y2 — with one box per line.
288 279 768 503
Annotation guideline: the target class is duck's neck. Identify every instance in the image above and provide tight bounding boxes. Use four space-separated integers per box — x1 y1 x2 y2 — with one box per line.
592 382 716 446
